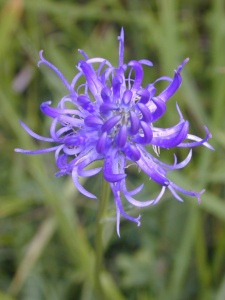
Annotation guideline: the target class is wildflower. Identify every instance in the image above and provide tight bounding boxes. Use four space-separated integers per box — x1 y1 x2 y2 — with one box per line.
15 28 213 236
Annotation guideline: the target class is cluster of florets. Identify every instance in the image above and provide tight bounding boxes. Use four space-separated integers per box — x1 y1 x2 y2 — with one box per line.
15 28 212 236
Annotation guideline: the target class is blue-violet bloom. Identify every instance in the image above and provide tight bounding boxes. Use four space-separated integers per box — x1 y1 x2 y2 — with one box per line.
15 28 213 236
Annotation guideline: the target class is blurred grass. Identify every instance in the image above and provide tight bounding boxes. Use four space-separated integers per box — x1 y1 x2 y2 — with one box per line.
0 0 225 299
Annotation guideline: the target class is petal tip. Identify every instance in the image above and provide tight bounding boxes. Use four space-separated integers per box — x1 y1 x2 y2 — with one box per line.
37 50 44 67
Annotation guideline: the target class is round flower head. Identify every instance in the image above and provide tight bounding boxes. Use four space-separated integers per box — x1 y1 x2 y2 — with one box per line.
15 28 213 236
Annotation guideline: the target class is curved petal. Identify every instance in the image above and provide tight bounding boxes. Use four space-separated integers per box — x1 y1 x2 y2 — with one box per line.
63 144 83 155
156 58 189 102
152 186 166 204
122 90 133 106
138 59 153 67
19 121 53 142
101 87 112 103
38 50 72 92
124 144 141 161
55 149 68 170
77 95 95 112
149 97 167 122
103 155 126 182
56 154 68 170
123 183 144 196
124 186 166 207
127 61 143 91
41 102 84 125
168 185 184 202
101 115 121 133
129 111 140 134
124 194 154 207
137 153 169 186
78 60 103 96
40 101 59 118
137 103 152 122
172 150 192 169
169 182 205 204
100 103 118 114
134 121 153 144
64 135 86 147
84 116 103 127
112 75 123 101
178 126 214 149
96 132 108 153
152 149 193 171
50 119 70 142
152 121 189 148
72 169 97 199
55 144 65 161
15 146 60 155
116 124 127 148
78 167 102 177
104 170 126 182
114 189 141 225
58 115 83 127
71 71 83 90
137 88 150 104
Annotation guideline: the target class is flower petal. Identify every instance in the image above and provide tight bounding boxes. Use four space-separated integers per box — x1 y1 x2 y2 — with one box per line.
78 167 102 177
72 169 97 199
138 59 153 67
124 144 141 161
64 135 86 147
134 121 153 144
40 101 59 118
129 111 140 134
99 102 118 114
78 60 103 96
178 126 213 149
112 75 123 101
152 121 189 148
96 132 108 153
123 183 144 196
38 50 72 92
117 124 127 148
128 61 143 91
101 115 121 133
124 194 154 207
122 90 133 105
101 87 112 102
19 121 53 142
103 155 126 182
137 88 150 104
137 103 152 122
137 150 170 186
84 116 103 127
149 97 166 122
169 182 205 204
15 146 60 155
77 95 94 112
156 58 189 102
118 27 124 67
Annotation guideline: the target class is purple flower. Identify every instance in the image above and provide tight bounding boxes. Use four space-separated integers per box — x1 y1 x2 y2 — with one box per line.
15 28 213 236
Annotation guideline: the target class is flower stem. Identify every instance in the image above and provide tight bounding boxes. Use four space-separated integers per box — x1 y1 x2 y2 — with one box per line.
94 177 111 297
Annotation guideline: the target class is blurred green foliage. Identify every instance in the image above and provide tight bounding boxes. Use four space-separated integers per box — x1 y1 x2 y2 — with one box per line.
0 0 225 299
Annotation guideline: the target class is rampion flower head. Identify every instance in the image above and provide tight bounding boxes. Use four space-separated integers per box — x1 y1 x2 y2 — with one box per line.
15 28 213 236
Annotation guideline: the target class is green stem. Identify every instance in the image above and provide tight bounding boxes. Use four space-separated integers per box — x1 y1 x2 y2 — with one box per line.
94 178 111 298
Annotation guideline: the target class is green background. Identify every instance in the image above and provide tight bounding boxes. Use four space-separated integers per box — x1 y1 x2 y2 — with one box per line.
0 0 225 299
